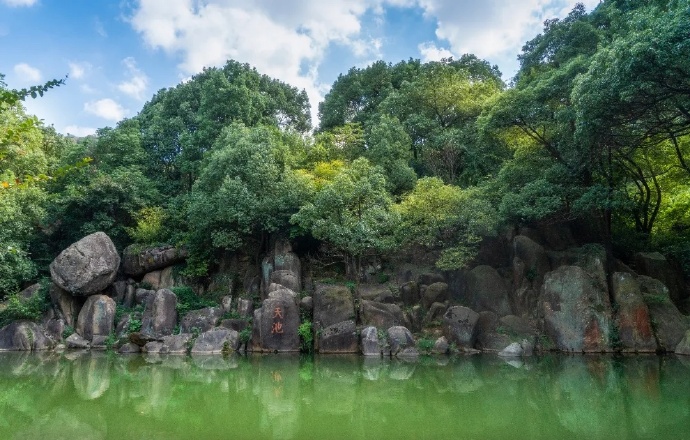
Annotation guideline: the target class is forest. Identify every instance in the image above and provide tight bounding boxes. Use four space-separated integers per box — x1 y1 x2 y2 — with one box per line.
1 0 689 301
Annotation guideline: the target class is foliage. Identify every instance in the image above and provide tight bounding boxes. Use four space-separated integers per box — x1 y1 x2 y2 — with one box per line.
126 206 167 244
298 320 313 353
171 286 216 315
417 337 435 355
0 283 50 327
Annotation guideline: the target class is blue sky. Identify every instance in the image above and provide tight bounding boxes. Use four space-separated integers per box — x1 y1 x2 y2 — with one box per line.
0 0 599 135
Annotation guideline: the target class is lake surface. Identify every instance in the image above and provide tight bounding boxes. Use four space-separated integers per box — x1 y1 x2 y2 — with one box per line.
0 352 689 439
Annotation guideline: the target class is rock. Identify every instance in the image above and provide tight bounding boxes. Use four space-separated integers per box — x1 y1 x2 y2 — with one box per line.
417 272 445 286
387 326 417 357
268 286 299 305
422 282 449 310
0 321 53 351
161 333 193 354
318 320 358 353
44 318 65 342
635 252 688 310
250 294 300 352
65 332 90 349
611 272 657 352
273 251 301 276
443 306 480 349
122 244 187 277
466 265 512 316
220 319 250 333
407 305 425 333
639 276 689 351
118 342 140 353
91 335 109 349
128 332 153 347
474 311 511 351
270 270 301 292
141 289 178 339
511 235 550 316
49 232 120 296
542 266 612 352
143 341 164 354
180 307 222 333
76 295 116 342
360 326 382 356
313 284 355 330
433 336 449 355
18 283 41 302
300 296 313 313
140 268 174 291
400 281 420 307
675 331 690 355
123 282 135 308
191 328 239 354
237 298 254 318
135 288 154 305
359 300 404 330
423 302 447 324
220 295 233 313
49 283 83 328
498 342 524 357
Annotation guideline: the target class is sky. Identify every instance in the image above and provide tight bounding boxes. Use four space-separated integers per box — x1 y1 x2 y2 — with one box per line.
0 0 600 136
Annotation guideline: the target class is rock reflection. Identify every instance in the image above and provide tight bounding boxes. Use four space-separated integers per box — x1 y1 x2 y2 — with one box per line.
72 352 111 400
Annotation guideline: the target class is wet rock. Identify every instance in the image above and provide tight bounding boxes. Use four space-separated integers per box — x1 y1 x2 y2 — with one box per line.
141 289 178 339
422 282 449 310
466 265 512 316
611 272 657 352
542 266 612 352
65 332 90 349
191 328 239 354
387 326 417 357
90 335 108 349
122 244 187 277
180 307 222 333
639 276 689 351
161 333 193 354
313 284 355 329
359 300 404 330
360 326 382 356
0 321 53 351
318 320 358 353
50 232 120 296
443 306 480 349
143 341 164 354
118 342 140 354
76 295 116 342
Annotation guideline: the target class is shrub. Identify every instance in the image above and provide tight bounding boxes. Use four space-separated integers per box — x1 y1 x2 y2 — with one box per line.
172 286 216 315
0 282 50 327
298 320 313 353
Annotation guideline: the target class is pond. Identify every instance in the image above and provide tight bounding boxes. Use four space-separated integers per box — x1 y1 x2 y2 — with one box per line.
0 352 689 439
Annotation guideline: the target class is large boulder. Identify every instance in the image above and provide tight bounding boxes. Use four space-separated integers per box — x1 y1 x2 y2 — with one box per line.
421 282 449 310
475 311 511 351
541 266 612 352
317 320 358 353
399 281 420 307
639 276 689 351
466 265 512 316
360 326 382 356
443 306 480 349
635 252 688 310
122 244 187 277
191 328 239 354
313 284 355 329
270 271 301 293
611 272 657 352
359 300 404 330
261 239 302 296
160 333 193 354
49 232 120 296
76 295 116 342
0 321 53 351
140 267 175 290
141 289 178 339
250 291 300 352
387 326 418 357
180 307 222 333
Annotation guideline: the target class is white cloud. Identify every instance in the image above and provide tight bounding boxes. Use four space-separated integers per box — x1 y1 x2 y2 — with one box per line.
418 42 454 62
68 61 91 80
117 57 149 100
94 17 107 37
13 63 41 82
80 84 97 94
84 98 127 122
1 0 38 7
63 125 97 137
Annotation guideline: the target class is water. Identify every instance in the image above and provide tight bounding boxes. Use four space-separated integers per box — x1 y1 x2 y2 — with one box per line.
0 352 689 439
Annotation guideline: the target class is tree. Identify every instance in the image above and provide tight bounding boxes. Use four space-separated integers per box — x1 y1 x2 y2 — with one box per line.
291 158 398 279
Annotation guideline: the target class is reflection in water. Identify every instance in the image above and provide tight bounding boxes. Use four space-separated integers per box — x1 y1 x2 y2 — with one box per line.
0 353 689 439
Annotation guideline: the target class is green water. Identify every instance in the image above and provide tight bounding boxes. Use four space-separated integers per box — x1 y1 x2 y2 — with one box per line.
0 352 689 439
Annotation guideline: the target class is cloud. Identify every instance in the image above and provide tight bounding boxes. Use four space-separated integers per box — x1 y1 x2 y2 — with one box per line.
117 57 149 100
63 125 97 137
13 63 41 82
84 98 127 122
1 0 38 6
418 42 454 62
68 61 91 80
94 17 107 37
80 84 97 94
